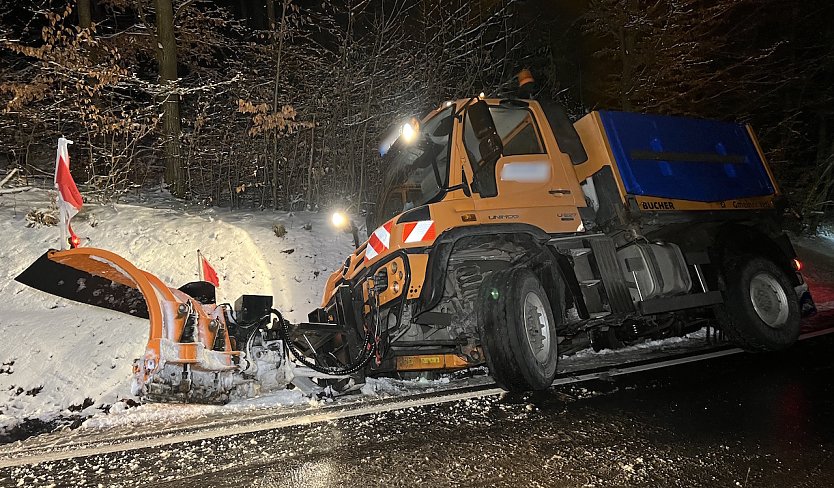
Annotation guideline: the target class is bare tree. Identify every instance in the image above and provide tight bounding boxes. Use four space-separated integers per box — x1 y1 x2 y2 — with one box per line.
155 0 184 197
77 0 92 29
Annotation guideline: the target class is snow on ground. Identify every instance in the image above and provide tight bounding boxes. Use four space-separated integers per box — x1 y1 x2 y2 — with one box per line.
571 329 707 360
0 187 355 436
81 389 314 431
78 376 466 433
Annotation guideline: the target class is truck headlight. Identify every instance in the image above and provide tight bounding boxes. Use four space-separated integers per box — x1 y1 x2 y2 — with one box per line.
331 211 348 229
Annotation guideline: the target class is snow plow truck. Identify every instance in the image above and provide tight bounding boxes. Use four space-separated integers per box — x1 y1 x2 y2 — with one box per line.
16 77 816 403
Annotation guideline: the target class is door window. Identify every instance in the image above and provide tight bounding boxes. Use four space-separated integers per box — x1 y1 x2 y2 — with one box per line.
463 105 547 197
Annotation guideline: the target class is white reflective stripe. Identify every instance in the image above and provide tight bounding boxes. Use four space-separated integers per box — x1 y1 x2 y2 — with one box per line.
54 137 73 181
364 244 378 261
365 221 393 262
500 162 551 182
374 226 391 248
404 220 434 243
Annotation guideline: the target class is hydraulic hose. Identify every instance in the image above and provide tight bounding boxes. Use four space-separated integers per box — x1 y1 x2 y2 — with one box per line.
271 308 376 376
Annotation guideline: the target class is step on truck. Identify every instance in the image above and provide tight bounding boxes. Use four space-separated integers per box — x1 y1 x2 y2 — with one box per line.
17 82 816 401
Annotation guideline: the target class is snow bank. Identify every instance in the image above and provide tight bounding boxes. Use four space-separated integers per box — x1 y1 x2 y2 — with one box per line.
0 188 355 436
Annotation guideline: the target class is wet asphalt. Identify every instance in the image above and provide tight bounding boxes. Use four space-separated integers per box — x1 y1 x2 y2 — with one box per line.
179 334 834 488
2 243 834 487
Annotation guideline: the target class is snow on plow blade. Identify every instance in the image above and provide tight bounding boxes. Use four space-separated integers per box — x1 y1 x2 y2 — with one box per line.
14 248 267 404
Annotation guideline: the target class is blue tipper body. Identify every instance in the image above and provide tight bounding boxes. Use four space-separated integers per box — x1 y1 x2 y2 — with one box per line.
598 111 776 202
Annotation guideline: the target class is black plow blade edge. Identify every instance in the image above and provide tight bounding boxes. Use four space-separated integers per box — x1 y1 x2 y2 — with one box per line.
15 251 150 319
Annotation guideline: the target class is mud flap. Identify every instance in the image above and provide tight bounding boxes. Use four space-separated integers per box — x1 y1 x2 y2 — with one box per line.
797 283 817 317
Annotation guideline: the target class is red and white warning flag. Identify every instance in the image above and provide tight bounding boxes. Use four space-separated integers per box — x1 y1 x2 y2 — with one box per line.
364 220 393 262
54 138 83 249
198 250 220 287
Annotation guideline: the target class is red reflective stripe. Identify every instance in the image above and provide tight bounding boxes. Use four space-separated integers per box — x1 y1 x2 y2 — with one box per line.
402 222 417 241
365 220 394 262
423 221 436 240
368 232 384 254
403 220 436 243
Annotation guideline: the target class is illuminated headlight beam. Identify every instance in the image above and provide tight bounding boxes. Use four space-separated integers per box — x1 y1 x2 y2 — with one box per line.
400 122 417 143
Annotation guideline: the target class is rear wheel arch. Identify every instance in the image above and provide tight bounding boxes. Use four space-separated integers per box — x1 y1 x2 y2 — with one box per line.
712 223 799 286
650 221 799 287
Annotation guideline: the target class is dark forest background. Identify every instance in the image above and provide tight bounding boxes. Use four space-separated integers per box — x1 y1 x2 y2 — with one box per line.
1 0 833 221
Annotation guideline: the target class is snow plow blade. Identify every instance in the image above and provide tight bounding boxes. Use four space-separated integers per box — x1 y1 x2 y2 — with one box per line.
16 250 150 318
15 248 265 404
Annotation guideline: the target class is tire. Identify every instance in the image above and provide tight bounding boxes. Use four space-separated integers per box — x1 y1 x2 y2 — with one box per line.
477 267 560 391
718 256 800 351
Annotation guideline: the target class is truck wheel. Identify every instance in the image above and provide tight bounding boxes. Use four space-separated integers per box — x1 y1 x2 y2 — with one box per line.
477 267 559 391
718 256 800 351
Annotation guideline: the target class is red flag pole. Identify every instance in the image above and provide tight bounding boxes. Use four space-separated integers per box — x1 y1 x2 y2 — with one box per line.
197 249 203 281
58 191 68 250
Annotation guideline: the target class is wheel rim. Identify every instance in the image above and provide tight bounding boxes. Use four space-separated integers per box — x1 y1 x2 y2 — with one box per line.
749 272 790 328
522 291 552 363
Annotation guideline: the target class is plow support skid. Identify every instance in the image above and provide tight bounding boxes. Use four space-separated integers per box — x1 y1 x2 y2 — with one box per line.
16 248 242 403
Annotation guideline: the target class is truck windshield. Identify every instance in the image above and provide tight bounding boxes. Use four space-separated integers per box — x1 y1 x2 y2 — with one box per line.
372 106 454 229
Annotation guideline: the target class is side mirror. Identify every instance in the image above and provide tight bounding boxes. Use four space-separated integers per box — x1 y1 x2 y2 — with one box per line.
467 100 503 168
466 100 502 198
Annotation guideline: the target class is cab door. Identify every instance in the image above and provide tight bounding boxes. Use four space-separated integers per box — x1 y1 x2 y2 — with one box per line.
462 103 583 234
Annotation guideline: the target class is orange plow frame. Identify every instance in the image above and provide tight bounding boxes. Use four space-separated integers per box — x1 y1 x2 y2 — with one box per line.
16 248 242 402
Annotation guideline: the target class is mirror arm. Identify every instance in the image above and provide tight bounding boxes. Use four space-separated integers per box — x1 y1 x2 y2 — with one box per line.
446 169 472 197
460 169 472 197
453 96 479 119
